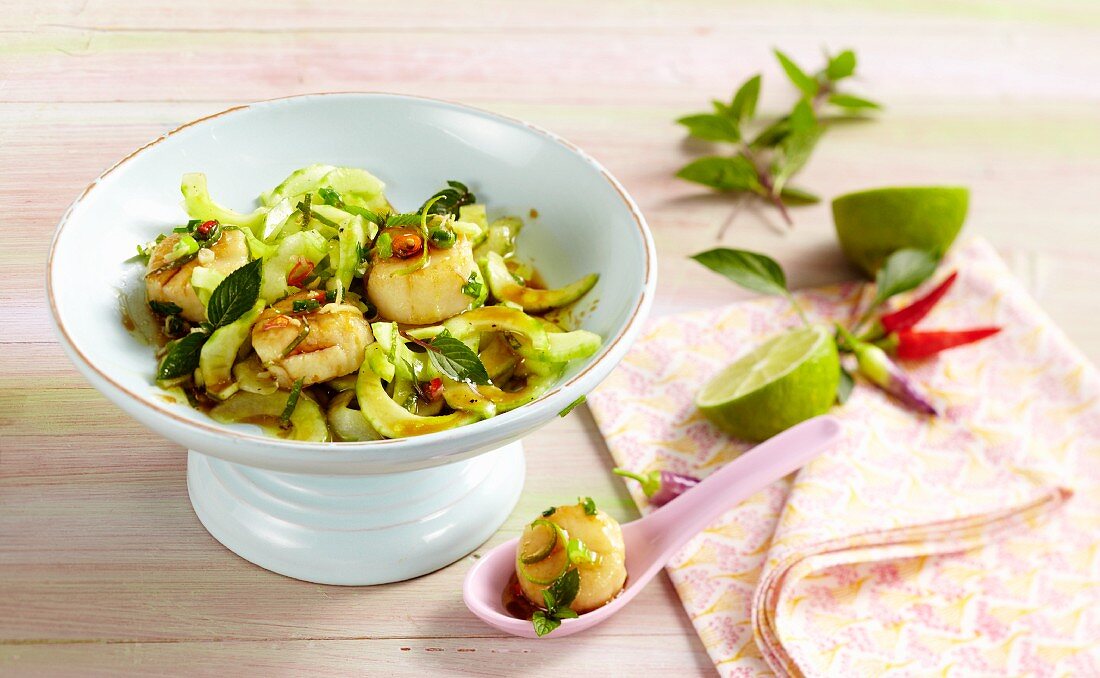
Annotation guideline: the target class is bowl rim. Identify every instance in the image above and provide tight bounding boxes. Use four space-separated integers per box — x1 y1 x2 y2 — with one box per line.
47 91 656 453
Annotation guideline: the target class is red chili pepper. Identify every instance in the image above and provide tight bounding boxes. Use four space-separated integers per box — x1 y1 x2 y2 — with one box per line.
286 258 315 286
425 377 444 401
196 219 219 238
880 271 958 333
893 327 1001 360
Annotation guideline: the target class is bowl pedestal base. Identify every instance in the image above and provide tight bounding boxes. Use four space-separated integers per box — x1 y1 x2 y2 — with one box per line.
186 441 525 585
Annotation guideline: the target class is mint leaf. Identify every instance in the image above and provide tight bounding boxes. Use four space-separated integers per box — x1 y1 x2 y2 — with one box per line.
825 50 857 81
156 331 208 381
149 300 182 316
425 329 490 385
691 248 788 297
779 186 821 205
547 567 581 609
873 249 940 305
531 611 560 637
422 180 476 218
728 74 761 123
580 496 597 516
828 93 882 111
555 608 578 619
558 394 586 418
773 49 818 98
676 156 761 192
676 113 741 143
206 258 262 328
541 589 557 613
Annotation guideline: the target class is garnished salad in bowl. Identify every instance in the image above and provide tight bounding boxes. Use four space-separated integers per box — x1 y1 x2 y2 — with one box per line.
135 165 601 442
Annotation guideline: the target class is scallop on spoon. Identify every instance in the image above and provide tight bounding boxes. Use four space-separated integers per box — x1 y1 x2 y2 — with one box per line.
463 415 843 638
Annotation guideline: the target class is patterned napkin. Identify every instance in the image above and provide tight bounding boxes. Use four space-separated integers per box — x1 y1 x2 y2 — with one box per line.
588 238 1097 676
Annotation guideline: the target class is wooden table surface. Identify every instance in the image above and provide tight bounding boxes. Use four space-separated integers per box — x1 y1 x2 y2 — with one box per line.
3 1 1099 675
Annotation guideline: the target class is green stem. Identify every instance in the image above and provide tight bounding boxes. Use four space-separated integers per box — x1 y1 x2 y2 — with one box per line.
786 292 811 328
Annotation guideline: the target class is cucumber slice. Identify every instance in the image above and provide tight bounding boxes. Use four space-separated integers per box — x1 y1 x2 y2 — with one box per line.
199 299 266 400
519 519 559 564
441 376 497 419
210 390 330 442
480 369 562 414
356 359 480 438
517 526 569 585
443 306 550 351
327 390 383 442
479 334 518 383
484 252 598 313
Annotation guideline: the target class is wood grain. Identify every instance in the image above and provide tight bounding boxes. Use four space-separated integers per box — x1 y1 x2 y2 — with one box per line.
2 0 1099 675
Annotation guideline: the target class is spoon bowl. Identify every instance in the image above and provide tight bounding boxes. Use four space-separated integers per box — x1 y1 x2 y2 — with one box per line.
463 415 843 638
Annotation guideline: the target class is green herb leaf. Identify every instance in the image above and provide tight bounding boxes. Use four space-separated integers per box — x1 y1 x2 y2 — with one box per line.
547 567 581 609
837 364 854 404
771 100 821 194
691 248 789 297
318 187 342 206
541 589 557 613
873 249 940 306
344 205 381 224
385 213 422 227
421 180 476 218
580 496 597 516
729 74 762 123
676 113 741 143
825 50 857 81
156 331 207 381
375 232 393 259
279 378 304 427
292 299 321 313
558 394 586 418
750 117 791 149
566 537 599 565
555 608 578 619
425 329 491 385
828 93 882 111
206 258 263 328
149 300 183 316
779 186 821 205
541 506 557 517
531 611 561 637
773 49 818 98
461 272 483 299
676 155 761 193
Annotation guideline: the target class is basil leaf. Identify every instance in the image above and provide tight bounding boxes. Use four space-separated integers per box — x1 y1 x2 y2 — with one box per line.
750 117 791 149
421 180 476 218
156 332 207 381
547 567 581 609
773 49 818 98
873 249 940 305
837 364 854 405
728 74 761 123
779 186 821 205
676 113 741 143
828 93 882 111
541 589 556 613
825 50 857 81
206 258 263 328
691 248 789 297
149 300 182 316
676 155 761 193
531 611 561 637
425 330 490 385
580 496 597 516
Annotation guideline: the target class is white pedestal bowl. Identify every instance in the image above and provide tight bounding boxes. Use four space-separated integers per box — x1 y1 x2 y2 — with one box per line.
48 93 655 585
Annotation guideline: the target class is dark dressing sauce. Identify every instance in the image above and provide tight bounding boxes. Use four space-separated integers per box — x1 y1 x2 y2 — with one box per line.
502 572 539 621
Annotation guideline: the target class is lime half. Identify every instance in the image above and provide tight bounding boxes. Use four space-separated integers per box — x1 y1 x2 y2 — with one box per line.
696 326 839 442
832 186 969 277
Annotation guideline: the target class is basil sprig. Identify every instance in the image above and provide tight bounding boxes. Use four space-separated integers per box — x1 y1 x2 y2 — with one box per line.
155 258 263 381
420 180 476 218
415 329 490 385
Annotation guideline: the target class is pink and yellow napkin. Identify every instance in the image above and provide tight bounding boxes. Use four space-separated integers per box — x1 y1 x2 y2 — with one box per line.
588 239 1098 676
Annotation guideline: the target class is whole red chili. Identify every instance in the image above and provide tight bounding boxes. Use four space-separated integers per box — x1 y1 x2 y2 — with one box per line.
880 271 958 333
892 327 1002 360
392 231 424 259
286 258 315 286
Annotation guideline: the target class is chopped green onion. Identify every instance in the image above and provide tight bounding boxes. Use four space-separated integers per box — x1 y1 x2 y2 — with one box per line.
292 299 321 313
429 226 456 249
279 378 304 428
461 271 483 298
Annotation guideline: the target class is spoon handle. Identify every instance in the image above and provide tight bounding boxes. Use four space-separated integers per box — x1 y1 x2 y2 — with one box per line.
640 415 842 553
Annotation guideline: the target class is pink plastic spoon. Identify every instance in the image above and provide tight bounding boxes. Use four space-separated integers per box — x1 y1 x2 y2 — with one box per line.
463 415 842 638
